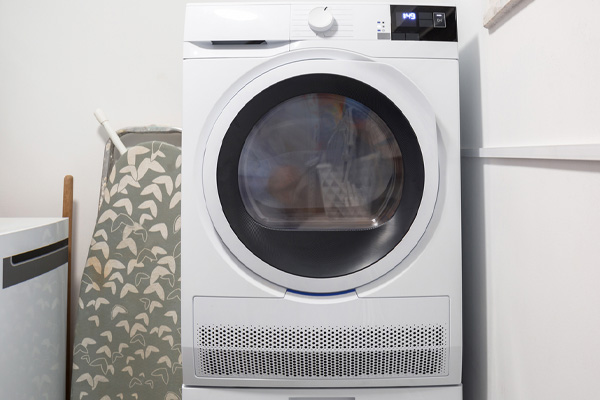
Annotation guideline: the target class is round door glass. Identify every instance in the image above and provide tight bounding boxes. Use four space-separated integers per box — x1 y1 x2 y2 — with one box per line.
238 94 404 231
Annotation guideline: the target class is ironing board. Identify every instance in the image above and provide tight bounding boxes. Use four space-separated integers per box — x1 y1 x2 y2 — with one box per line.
70 142 182 400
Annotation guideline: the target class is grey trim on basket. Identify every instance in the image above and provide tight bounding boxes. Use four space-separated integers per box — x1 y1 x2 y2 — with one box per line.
2 239 68 289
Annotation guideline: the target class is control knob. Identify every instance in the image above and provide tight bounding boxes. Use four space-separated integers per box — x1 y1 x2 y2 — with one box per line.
308 7 334 33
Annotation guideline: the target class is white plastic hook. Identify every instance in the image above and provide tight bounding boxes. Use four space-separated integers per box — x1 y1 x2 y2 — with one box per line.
94 108 127 155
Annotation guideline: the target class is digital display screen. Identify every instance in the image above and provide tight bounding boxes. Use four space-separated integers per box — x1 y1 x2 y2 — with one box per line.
397 11 417 27
390 5 457 42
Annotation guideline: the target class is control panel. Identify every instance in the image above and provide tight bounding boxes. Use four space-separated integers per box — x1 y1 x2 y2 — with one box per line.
290 4 457 42
390 5 457 42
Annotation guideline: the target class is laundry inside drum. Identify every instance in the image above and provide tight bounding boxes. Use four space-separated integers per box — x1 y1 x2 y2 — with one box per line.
238 93 404 231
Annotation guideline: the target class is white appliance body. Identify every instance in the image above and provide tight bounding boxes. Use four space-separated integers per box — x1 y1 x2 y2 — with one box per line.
183 2 461 399
0 218 68 399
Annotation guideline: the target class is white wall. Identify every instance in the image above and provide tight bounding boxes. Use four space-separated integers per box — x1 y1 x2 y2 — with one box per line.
0 0 188 358
486 0 600 147
462 0 600 399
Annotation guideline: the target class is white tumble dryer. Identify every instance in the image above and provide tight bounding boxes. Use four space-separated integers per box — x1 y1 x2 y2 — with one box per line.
182 2 462 399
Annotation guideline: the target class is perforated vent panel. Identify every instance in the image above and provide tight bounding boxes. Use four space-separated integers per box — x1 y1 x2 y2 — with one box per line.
195 324 448 379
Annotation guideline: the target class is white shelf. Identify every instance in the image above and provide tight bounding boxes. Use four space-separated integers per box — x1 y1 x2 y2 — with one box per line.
484 0 528 29
461 144 600 162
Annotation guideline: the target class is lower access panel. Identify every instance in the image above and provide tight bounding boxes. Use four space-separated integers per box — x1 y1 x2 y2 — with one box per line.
193 295 449 385
183 385 462 399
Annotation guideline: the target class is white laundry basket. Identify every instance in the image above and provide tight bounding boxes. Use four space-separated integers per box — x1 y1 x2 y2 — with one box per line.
0 218 68 399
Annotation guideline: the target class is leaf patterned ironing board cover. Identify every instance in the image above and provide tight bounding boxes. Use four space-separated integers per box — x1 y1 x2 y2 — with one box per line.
71 142 182 400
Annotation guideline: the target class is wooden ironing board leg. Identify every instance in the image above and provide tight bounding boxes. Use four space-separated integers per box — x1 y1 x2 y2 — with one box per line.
62 175 73 400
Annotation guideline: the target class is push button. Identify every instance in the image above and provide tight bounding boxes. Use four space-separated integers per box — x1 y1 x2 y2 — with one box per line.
433 12 446 28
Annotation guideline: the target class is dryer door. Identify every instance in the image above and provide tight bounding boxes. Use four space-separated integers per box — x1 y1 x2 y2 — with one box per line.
202 58 438 293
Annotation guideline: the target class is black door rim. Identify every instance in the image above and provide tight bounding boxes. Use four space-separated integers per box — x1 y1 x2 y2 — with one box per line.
216 73 425 279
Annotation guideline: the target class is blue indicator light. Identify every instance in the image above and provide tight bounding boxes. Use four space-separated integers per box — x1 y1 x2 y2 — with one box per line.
287 289 356 297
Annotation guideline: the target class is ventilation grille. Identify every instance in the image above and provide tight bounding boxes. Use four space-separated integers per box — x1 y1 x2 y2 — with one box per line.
195 324 448 379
